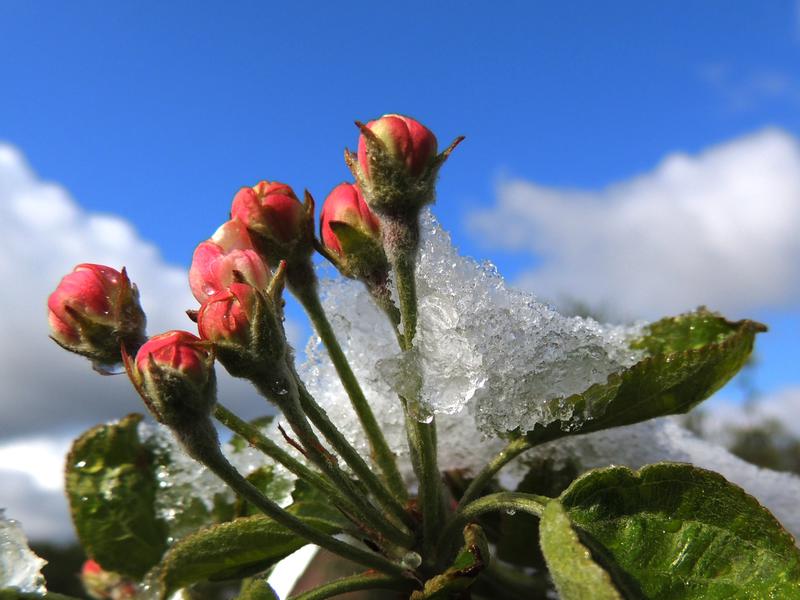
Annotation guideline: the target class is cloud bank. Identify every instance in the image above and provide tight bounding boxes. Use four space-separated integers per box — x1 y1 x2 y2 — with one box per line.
468 129 800 319
0 143 287 540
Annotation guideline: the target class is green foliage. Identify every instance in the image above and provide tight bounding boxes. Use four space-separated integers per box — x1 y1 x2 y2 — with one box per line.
525 309 765 443
539 500 621 600
559 463 800 599
159 506 344 598
64 413 167 579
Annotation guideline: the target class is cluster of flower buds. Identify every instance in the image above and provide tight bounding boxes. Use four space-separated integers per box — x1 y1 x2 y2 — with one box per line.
47 264 146 368
346 114 462 219
124 330 216 429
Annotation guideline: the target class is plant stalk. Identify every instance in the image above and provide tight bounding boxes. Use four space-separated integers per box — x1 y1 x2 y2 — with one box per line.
288 571 417 600
295 284 408 501
457 437 532 508
174 418 407 577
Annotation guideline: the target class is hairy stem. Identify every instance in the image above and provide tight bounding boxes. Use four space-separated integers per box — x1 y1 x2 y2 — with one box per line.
438 492 549 556
457 437 532 508
288 571 417 600
173 418 407 577
253 369 414 548
383 214 443 563
213 403 361 518
295 284 407 501
292 371 417 533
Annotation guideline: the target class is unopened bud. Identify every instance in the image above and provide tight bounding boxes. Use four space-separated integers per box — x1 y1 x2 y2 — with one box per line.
197 282 257 346
230 181 313 264
128 331 216 427
358 114 438 180
189 220 270 303
346 114 462 217
48 264 146 368
320 182 388 282
80 559 138 599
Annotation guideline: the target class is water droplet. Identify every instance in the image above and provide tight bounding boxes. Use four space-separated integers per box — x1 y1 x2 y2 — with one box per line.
91 361 126 376
505 508 516 516
74 460 87 468
401 551 422 569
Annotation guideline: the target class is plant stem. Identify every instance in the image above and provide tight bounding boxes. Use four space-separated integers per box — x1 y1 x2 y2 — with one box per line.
383 215 443 563
174 418 407 578
288 572 417 600
257 373 414 548
292 371 417 532
438 492 549 556
457 437 532 508
295 285 408 501
213 403 359 517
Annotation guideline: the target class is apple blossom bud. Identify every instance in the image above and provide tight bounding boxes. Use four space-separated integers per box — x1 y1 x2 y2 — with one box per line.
320 183 388 282
346 114 461 218
197 282 257 345
48 263 146 367
80 559 138 599
129 331 216 427
230 181 313 263
189 220 270 303
357 114 438 180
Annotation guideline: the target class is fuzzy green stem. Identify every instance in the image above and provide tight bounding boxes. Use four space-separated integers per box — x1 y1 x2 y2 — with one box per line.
213 403 360 518
254 373 414 548
295 284 408 501
383 214 444 563
288 571 417 600
292 373 417 533
174 418 406 577
457 437 532 509
438 492 549 556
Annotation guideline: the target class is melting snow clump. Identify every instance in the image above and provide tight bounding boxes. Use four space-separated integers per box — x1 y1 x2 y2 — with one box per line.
0 510 47 594
299 211 642 475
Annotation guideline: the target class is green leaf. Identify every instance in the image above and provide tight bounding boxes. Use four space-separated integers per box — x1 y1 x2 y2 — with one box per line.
65 413 167 579
540 500 622 600
236 578 279 600
559 463 800 599
411 524 489 599
525 309 765 443
159 509 342 598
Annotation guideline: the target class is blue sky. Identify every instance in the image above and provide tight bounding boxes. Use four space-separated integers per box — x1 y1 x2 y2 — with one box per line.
1 0 800 542
1 1 798 392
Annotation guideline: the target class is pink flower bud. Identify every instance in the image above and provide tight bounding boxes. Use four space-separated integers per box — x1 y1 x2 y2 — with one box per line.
80 558 138 599
320 183 380 257
197 283 257 345
135 331 209 382
357 114 438 179
48 263 146 365
230 181 307 249
189 220 270 303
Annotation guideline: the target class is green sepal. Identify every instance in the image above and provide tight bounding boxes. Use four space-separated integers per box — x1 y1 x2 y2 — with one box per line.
559 463 800 599
524 309 765 444
159 508 343 598
327 220 389 281
411 524 489 599
65 413 167 579
539 500 622 600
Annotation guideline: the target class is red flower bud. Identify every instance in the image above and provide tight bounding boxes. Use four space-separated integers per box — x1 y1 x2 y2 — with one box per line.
135 331 209 383
189 220 270 303
197 283 257 345
230 181 307 251
48 263 146 366
320 183 380 256
357 114 438 179
80 558 138 599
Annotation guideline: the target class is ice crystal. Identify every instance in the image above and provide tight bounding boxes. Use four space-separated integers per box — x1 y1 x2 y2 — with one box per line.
0 510 47 594
299 211 641 477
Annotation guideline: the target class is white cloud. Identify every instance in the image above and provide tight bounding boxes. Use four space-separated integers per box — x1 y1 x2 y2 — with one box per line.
467 129 800 319
0 143 300 539
700 64 800 112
